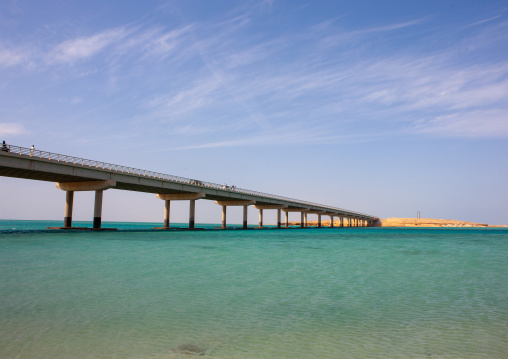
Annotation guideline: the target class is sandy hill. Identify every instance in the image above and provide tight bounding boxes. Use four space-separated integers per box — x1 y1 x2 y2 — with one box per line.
285 218 506 227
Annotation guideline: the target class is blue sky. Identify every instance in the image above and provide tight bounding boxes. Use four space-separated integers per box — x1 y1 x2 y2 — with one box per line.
1 0 507 225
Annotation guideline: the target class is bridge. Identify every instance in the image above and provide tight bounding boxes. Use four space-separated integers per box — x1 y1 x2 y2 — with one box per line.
0 144 379 230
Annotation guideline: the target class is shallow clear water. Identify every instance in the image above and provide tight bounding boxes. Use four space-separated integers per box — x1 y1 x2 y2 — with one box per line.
1 220 507 358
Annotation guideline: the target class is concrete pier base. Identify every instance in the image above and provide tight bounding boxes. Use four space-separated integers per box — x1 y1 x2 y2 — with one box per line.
285 211 289 228
189 199 196 229
243 205 248 229
64 191 74 228
214 200 255 229
330 215 334 228
156 193 205 229
164 200 170 228
222 206 227 228
277 209 281 229
47 226 117 231
259 209 263 228
318 214 321 228
93 190 103 229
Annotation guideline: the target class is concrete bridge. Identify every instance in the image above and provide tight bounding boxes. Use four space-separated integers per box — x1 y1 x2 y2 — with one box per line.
0 144 379 230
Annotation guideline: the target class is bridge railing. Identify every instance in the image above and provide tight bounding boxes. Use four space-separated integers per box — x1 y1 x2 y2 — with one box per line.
1 144 375 218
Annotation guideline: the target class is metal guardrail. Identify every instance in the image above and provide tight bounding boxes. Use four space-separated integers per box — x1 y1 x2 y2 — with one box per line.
0 144 376 218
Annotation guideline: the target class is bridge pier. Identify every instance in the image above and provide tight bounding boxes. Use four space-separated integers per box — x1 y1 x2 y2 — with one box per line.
330 215 334 227
222 206 227 228
164 200 170 228
243 205 248 229
56 180 116 230
282 207 309 228
253 204 288 229
215 200 255 229
307 210 325 228
189 199 196 229
156 193 205 229
64 191 74 228
93 190 103 229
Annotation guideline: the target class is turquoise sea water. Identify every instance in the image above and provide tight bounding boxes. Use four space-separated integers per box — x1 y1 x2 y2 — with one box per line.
1 220 507 359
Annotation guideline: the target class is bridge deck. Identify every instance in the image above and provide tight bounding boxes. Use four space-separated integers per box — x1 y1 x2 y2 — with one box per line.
0 145 377 220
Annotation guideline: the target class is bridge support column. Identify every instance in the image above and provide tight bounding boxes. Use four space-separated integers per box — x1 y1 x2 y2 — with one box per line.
318 214 321 228
215 200 255 229
189 200 196 229
64 191 74 228
252 204 287 229
285 211 289 228
304 213 308 227
93 190 103 229
56 180 116 230
222 206 227 228
340 217 344 227
300 212 304 228
330 215 334 228
164 200 170 228
156 193 205 229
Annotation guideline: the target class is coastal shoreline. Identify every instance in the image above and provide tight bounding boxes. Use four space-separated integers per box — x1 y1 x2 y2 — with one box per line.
286 218 508 228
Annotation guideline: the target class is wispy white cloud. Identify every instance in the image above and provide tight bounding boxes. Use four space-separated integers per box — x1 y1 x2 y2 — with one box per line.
0 45 29 67
48 27 129 64
2 4 507 147
356 18 426 34
314 17 425 49
414 109 508 137
0 122 26 135
152 126 375 151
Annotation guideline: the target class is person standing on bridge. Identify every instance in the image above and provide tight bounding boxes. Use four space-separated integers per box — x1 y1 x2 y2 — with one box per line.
30 145 35 156
1 141 9 152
